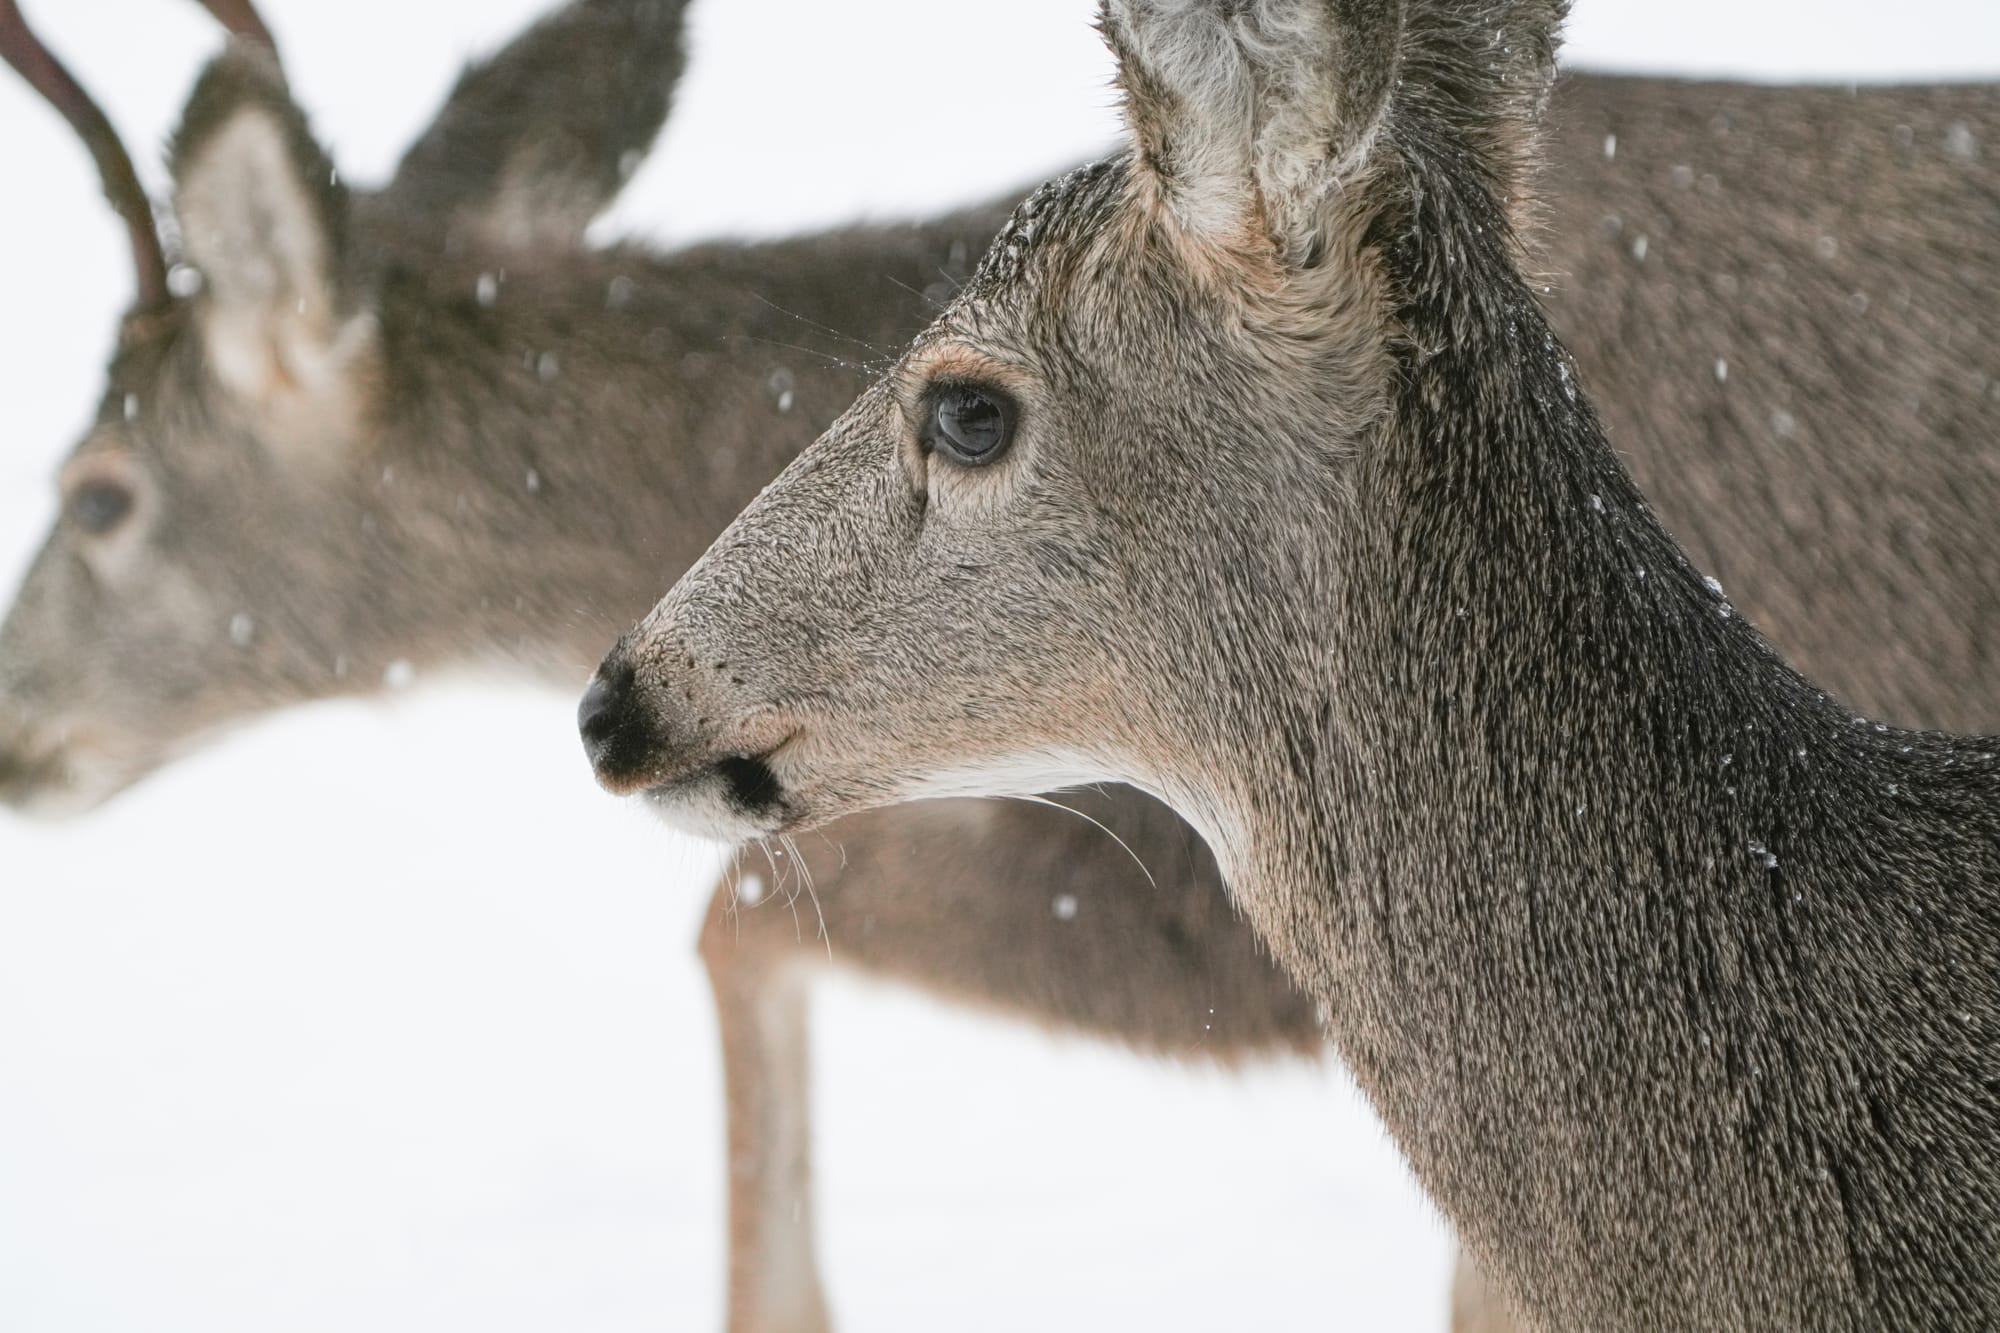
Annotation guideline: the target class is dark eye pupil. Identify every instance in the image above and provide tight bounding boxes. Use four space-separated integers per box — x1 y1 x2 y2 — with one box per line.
71 481 134 534
931 388 1010 464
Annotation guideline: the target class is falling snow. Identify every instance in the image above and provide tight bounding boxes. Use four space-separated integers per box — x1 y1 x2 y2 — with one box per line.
0 8 1986 1333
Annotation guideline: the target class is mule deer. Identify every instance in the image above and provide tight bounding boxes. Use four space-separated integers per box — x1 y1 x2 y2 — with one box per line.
594 1 2000 1328
7 2 1999 1330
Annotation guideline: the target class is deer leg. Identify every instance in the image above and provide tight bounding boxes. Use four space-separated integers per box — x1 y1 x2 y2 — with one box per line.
689 792 1322 1331
699 876 829 1333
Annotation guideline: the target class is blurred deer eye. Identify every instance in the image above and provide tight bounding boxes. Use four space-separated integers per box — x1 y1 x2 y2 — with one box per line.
69 479 135 534
924 386 1014 467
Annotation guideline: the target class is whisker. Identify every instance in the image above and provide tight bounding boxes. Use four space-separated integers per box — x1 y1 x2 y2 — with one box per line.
749 835 802 939
728 333 885 377
1001 792 1160 894
778 831 832 961
747 293 896 357
884 272 948 313
722 851 744 942
808 826 850 872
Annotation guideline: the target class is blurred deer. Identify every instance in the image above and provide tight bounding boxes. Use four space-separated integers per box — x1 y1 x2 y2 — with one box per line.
597 1 2000 1329
6 1 1999 1330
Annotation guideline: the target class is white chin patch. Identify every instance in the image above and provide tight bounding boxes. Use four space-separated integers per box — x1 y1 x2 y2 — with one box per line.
640 778 782 846
896 750 1121 805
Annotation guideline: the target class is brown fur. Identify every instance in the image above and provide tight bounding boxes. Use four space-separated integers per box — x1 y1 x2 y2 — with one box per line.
6 5 2000 1329
603 2 2000 1328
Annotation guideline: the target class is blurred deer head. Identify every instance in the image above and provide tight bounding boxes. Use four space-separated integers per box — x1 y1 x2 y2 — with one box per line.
0 0 690 812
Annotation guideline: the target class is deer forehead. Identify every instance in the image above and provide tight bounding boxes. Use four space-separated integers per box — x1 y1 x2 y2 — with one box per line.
972 159 1126 276
942 162 1357 396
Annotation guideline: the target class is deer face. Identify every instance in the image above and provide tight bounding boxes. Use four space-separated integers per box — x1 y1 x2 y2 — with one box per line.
588 1 1423 852
0 1 704 815
582 173 1159 839
0 50 382 814
0 326 385 814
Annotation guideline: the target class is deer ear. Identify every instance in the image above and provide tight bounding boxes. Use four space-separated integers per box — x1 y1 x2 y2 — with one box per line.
169 45 374 463
383 0 693 252
1101 0 1404 261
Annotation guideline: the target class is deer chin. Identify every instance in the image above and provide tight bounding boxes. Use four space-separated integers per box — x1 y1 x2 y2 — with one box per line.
0 731 157 820
641 748 801 845
635 737 1119 846
890 751 1127 807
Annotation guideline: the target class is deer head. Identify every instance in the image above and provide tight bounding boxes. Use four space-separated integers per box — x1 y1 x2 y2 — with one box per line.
584 0 1562 862
0 0 690 814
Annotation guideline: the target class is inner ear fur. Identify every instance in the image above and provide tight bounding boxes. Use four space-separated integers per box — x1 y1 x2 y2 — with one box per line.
169 44 374 461
1103 0 1404 261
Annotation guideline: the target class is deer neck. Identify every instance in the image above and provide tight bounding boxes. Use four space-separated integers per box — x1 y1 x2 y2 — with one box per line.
1199 149 2000 1330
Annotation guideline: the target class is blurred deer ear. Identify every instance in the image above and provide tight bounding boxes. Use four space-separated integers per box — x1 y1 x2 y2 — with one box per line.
384 0 693 252
170 45 374 463
1100 0 1404 262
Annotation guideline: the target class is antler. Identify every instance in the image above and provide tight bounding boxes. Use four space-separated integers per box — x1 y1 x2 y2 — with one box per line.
0 0 170 311
186 0 277 61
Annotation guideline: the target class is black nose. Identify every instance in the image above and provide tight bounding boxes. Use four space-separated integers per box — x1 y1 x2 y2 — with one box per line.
577 673 621 748
578 657 657 791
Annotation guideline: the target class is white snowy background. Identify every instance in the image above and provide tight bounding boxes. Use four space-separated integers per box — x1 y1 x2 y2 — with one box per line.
0 2 1994 1330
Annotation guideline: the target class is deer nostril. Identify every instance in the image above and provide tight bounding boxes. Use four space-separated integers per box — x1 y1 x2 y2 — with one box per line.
577 673 624 750
580 653 686 795
577 657 657 786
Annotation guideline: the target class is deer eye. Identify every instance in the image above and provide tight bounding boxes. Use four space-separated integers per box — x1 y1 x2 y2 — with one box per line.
69 479 136 535
923 385 1015 467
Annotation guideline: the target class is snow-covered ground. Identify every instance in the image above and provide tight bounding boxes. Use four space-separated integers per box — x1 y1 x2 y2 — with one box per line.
0 3 1994 1330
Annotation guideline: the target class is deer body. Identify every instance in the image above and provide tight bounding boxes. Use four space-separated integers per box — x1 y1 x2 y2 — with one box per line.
599 2 2000 1329
6 4 2000 1329
1298 217 2000 1326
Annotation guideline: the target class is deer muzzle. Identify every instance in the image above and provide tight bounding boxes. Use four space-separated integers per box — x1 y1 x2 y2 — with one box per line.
0 718 116 817
577 642 800 843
